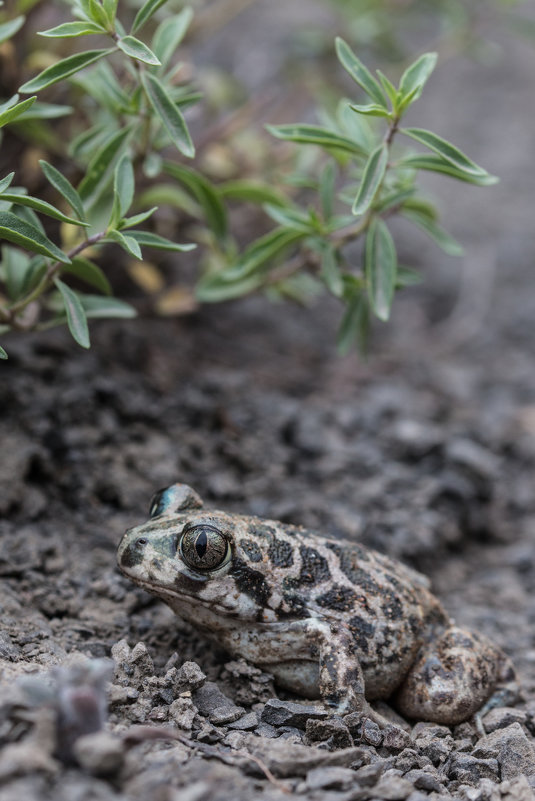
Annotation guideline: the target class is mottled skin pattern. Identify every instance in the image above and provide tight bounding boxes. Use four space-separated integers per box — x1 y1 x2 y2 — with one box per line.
117 484 516 725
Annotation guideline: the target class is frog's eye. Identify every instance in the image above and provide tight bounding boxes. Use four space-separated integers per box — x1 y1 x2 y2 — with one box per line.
179 524 229 571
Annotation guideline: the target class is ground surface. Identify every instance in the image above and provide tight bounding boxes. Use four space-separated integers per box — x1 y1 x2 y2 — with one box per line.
2 2 535 800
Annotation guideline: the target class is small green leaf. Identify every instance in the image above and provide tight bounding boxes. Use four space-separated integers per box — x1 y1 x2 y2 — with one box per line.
0 96 36 127
3 245 31 300
112 153 135 225
335 38 386 107
152 7 192 70
398 154 498 186
117 35 161 66
164 162 226 239
78 126 133 205
141 72 194 156
102 0 119 23
263 204 314 234
106 229 142 259
402 208 463 256
396 266 421 287
127 230 195 252
373 187 415 214
88 0 111 28
196 272 263 302
350 103 392 118
0 172 15 194
0 345 7 360
365 217 397 321
15 101 72 121
352 143 388 216
132 0 169 34
39 160 86 221
80 294 136 318
63 256 112 294
0 16 25 44
319 162 335 222
223 228 305 281
118 207 157 229
54 278 90 348
376 70 397 106
319 243 343 297
0 192 89 226
0 211 70 262
398 52 437 104
401 127 489 177
337 287 369 354
39 21 106 37
19 49 114 93
218 180 287 208
266 123 366 156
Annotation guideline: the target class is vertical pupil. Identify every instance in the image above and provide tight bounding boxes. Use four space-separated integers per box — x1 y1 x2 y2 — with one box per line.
195 530 208 559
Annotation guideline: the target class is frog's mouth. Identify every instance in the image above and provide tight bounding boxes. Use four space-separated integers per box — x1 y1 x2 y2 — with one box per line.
119 571 249 620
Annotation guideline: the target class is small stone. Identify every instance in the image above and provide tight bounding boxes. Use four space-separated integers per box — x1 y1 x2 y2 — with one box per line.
169 696 196 730
240 732 367 778
382 725 412 751
174 661 206 693
473 722 535 780
361 718 383 746
227 711 258 731
305 766 356 790
373 773 414 800
353 761 385 786
254 723 278 739
209 705 245 725
500 775 535 801
108 684 138 705
192 682 235 717
447 752 499 784
394 748 431 773
305 717 353 749
403 768 443 792
260 698 328 729
73 732 124 776
481 706 527 733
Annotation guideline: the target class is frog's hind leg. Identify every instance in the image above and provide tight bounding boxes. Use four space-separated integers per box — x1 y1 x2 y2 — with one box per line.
394 625 513 725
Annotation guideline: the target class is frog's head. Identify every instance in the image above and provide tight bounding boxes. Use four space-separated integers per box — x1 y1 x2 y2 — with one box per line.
117 483 284 623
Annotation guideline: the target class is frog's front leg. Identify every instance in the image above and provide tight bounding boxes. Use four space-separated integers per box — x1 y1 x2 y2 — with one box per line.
394 625 517 725
301 618 393 729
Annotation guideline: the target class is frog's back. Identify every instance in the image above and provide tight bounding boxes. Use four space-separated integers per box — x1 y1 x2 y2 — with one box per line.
234 515 448 696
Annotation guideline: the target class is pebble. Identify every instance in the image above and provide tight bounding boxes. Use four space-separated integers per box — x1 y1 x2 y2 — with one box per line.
305 718 353 749
192 681 237 717
472 722 535 780
305 766 356 790
372 772 414 800
353 761 385 786
360 718 383 746
73 732 124 777
209 705 246 725
227 711 258 731
174 661 206 693
481 706 528 733
403 768 443 792
447 752 499 784
260 698 328 729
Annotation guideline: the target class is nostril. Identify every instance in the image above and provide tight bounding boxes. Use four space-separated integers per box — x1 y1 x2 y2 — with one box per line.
136 537 148 547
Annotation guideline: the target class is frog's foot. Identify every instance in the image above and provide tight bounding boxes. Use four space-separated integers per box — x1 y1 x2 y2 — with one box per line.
302 619 409 740
394 625 512 725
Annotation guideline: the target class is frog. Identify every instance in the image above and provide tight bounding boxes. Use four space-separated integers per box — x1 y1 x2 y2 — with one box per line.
116 483 516 726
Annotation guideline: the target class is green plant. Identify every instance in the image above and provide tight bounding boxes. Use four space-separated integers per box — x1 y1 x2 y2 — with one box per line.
0 1 496 359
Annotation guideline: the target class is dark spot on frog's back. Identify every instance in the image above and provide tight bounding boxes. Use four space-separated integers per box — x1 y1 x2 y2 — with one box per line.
247 522 277 541
239 539 263 562
327 543 379 592
268 538 294 568
315 584 358 612
298 546 331 585
230 558 270 608
348 615 376 655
